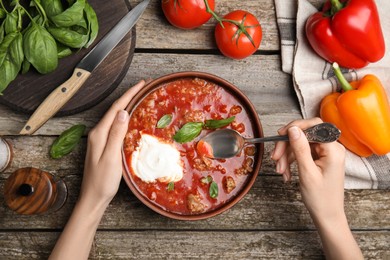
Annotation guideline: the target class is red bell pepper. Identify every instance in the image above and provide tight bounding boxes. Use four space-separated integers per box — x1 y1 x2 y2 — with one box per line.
306 0 385 69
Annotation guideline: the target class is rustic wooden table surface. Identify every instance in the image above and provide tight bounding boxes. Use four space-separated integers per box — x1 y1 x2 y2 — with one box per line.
1 0 389 259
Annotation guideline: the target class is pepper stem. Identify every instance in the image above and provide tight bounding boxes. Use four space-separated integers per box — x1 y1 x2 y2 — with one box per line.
332 62 353 91
330 0 343 15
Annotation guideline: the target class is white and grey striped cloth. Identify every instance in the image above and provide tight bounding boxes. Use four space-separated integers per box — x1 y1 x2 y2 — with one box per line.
274 0 390 189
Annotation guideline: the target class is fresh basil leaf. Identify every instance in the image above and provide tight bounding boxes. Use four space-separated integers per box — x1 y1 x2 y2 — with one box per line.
204 116 235 129
173 122 203 143
50 124 86 159
167 182 174 192
50 0 86 27
48 26 88 48
200 176 213 184
0 32 23 93
209 181 218 199
74 16 88 30
24 22 58 74
157 114 172 129
21 57 30 74
4 11 18 34
0 22 5 45
0 9 6 19
57 42 72 58
84 2 98 48
40 0 64 17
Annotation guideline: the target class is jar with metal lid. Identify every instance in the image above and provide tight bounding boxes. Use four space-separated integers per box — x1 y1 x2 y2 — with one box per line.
0 137 12 172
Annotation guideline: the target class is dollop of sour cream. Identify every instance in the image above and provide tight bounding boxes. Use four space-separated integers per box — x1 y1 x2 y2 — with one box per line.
131 133 183 183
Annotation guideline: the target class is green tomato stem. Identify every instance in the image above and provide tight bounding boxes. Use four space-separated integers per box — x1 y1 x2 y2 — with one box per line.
332 62 353 92
203 0 224 28
204 1 258 48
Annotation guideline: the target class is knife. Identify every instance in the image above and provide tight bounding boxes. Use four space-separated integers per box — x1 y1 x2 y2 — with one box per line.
20 0 150 135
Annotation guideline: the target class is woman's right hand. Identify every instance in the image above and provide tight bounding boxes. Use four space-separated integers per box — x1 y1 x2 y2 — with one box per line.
272 118 346 223
272 118 363 260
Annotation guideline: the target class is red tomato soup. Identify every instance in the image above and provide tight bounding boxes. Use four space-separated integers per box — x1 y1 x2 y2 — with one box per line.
123 78 256 215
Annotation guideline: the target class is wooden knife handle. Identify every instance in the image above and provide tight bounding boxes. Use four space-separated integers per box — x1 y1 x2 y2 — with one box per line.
20 68 91 135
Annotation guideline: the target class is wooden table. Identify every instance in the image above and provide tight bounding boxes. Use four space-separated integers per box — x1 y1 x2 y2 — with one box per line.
1 0 389 259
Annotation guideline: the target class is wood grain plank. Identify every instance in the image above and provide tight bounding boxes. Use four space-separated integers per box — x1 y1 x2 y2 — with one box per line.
130 0 280 51
0 53 299 135
0 231 389 259
1 137 389 230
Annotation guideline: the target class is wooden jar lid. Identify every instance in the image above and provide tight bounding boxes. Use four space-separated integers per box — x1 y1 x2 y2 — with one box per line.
4 167 67 215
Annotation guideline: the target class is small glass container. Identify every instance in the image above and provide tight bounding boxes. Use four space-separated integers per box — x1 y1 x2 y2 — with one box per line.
0 137 12 172
4 167 67 215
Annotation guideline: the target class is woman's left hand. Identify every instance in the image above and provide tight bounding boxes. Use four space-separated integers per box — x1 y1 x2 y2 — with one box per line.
79 80 145 207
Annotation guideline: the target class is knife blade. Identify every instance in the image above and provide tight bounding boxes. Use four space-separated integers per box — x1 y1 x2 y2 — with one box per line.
20 0 150 135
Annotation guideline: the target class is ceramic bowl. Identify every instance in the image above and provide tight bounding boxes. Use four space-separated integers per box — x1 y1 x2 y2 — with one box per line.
122 71 263 220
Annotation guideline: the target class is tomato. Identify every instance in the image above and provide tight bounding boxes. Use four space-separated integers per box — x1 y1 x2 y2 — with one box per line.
215 10 262 59
161 0 215 29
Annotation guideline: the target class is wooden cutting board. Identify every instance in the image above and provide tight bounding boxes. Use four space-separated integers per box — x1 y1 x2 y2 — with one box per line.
0 0 136 116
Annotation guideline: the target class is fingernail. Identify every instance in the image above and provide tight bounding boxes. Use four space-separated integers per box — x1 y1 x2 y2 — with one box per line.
271 148 276 160
117 110 128 122
277 126 285 134
288 126 301 141
276 162 280 173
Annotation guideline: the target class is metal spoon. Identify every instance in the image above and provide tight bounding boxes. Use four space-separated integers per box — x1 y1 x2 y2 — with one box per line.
197 123 341 159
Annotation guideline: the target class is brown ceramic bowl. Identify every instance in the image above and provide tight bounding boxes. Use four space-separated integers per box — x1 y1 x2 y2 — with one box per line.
122 71 263 220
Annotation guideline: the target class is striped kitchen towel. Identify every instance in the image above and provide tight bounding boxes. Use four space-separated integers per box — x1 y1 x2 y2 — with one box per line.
274 0 390 189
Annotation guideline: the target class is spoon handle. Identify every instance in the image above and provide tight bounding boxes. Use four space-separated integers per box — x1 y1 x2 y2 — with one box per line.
246 123 341 144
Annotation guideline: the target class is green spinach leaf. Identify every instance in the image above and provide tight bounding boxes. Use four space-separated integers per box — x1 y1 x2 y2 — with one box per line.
50 124 86 159
173 122 204 143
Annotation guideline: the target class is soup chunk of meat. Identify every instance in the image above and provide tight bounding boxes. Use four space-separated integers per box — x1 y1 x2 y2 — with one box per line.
187 194 206 213
223 176 236 194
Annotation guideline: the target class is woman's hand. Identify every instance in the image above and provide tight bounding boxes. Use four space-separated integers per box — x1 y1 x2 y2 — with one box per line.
79 80 146 208
272 117 363 260
272 117 346 221
49 81 146 260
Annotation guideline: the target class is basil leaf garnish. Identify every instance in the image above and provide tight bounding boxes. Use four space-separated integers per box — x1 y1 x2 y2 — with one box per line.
209 181 218 199
200 176 213 184
50 124 86 159
173 122 203 143
167 182 174 191
204 116 235 129
156 114 172 129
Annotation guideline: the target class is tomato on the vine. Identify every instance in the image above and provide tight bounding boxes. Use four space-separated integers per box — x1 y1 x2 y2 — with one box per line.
215 10 262 59
162 0 215 29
